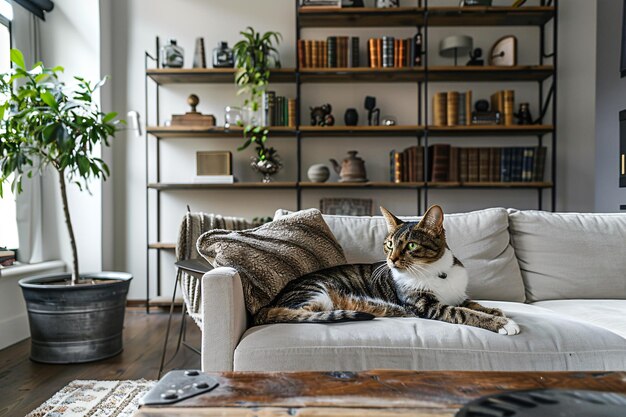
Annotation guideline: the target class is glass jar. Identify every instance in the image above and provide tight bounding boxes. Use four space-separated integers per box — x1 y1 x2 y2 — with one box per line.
213 42 234 68
224 106 243 129
160 39 184 68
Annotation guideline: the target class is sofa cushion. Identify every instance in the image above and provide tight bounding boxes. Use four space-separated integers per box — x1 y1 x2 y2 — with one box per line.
533 300 626 339
508 210 626 302
275 208 525 302
197 209 347 315
234 301 626 372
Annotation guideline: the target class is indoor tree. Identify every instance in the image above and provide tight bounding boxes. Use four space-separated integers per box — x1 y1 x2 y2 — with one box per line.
0 49 121 285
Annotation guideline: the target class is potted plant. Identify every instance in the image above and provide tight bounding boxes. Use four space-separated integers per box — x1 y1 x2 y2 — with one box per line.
0 49 131 363
233 27 282 183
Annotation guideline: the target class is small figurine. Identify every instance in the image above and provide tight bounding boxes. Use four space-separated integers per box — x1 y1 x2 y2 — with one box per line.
310 104 335 126
467 47 484 66
364 96 380 126
515 103 534 125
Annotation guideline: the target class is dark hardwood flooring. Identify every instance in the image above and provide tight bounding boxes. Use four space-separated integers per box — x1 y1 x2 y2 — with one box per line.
0 309 201 417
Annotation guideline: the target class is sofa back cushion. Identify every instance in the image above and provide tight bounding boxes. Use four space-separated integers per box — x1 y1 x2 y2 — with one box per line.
275 208 525 302
508 210 626 302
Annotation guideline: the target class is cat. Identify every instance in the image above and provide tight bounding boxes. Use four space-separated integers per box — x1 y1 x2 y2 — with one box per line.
253 205 520 335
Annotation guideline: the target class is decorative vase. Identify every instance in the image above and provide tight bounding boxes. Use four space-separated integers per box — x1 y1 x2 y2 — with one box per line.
251 156 281 183
212 41 234 68
243 106 263 127
160 39 184 68
307 164 330 183
344 108 359 126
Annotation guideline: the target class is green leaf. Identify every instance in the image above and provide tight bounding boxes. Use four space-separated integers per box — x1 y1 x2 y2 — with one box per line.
40 90 58 109
10 49 25 69
102 112 117 123
77 156 90 176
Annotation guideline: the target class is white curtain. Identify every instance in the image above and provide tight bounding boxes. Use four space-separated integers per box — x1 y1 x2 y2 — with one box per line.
13 8 43 263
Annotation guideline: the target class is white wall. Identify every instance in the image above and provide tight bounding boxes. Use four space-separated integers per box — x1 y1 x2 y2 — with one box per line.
39 0 104 273
105 0 598 301
595 0 626 212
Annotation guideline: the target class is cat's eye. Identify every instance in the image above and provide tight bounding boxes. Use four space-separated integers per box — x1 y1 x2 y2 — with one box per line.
385 241 393 250
407 242 418 251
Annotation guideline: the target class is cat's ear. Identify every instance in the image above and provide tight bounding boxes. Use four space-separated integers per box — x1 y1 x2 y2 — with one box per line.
419 205 444 233
380 206 403 231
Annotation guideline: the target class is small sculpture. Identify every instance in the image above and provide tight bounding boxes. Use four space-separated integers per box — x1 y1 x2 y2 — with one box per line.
467 48 484 66
515 103 534 125
329 151 368 183
344 108 359 126
307 164 330 183
364 96 380 126
310 104 335 126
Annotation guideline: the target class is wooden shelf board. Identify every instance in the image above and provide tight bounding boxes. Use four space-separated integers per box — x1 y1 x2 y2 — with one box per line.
148 182 297 190
146 68 295 84
428 181 553 189
427 65 554 82
300 67 425 82
298 6 425 27
297 6 553 28
147 126 296 138
428 125 554 136
427 6 555 27
300 181 425 189
148 243 175 250
299 125 424 137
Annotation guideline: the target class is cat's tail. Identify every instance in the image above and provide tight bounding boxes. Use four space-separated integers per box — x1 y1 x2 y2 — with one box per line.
254 307 375 325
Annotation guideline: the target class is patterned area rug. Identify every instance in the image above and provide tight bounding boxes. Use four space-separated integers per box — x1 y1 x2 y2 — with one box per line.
26 380 155 417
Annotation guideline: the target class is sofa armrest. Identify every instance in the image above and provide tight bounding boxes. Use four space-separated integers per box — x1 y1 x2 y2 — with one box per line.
201 267 248 371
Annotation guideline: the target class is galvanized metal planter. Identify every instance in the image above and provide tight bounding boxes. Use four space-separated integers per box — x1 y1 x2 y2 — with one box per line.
19 272 132 364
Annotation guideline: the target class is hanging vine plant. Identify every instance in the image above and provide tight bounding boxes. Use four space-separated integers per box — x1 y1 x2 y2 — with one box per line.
233 27 282 182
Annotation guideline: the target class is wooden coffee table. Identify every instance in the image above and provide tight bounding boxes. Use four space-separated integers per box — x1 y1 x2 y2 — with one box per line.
134 370 626 416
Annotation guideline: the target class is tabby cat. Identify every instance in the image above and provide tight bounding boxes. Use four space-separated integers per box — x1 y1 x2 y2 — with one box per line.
254 205 520 335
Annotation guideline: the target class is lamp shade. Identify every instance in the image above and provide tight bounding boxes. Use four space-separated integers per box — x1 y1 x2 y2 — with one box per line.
439 35 473 57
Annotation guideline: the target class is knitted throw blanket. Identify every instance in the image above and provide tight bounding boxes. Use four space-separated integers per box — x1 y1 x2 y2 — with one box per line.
176 213 263 327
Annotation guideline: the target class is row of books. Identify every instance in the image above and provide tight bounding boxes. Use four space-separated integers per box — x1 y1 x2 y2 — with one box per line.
390 145 547 183
490 90 516 126
433 91 473 127
0 248 16 267
297 34 423 69
262 92 296 127
368 35 423 68
298 37 358 68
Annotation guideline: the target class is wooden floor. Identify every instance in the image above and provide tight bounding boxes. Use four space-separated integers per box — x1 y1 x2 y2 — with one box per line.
0 309 201 417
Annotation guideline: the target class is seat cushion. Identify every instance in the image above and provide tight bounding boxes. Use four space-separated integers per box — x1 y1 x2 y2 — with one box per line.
275 208 525 302
533 300 626 339
508 210 626 302
234 301 626 372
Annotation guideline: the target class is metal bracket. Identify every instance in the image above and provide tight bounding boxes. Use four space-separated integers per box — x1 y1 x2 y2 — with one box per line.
140 370 219 406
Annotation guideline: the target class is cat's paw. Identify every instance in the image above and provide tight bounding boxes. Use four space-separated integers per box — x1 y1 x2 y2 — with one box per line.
497 318 520 336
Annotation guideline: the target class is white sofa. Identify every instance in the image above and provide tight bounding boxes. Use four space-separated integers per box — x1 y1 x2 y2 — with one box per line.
199 208 626 372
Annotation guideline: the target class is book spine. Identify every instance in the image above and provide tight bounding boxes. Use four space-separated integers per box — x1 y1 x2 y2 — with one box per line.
468 148 479 182
522 147 534 182
501 148 512 182
416 146 424 182
459 148 468 183
466 90 472 126
446 91 459 127
311 40 319 68
533 146 547 181
351 37 360 67
492 148 501 182
504 90 515 126
479 148 490 182
298 39 306 68
433 92 447 127
328 36 337 68
394 151 402 183
458 92 466 126
390 150 395 182
267 91 276 126
341 36 349 67
402 148 409 182
448 146 459 182
305 40 312 68
429 144 451 182
511 147 524 182
382 36 394 68
288 99 296 127
376 38 382 68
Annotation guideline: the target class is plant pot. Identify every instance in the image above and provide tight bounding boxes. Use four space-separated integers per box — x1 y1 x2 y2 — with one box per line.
19 271 132 364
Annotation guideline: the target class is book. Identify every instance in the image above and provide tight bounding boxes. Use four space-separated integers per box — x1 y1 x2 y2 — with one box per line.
479 148 490 182
433 92 447 126
265 91 276 126
428 144 451 182
448 146 459 182
288 99 297 127
465 90 473 126
322 40 328 68
468 148 479 182
394 151 402 183
311 40 319 68
328 36 337 68
297 39 306 68
447 91 459 127
504 90 515 126
304 40 313 68
459 148 468 183
510 147 524 181
458 92 467 125
522 147 535 182
350 37 360 67
491 148 501 182
532 146 547 181
339 36 349 68
501 148 512 182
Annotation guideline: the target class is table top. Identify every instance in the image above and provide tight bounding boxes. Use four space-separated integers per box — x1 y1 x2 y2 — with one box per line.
134 370 626 416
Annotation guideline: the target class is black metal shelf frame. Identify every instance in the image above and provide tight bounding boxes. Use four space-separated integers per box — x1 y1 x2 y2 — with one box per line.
144 0 557 310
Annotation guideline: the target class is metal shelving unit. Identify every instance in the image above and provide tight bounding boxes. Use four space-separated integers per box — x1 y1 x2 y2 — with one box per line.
143 0 557 309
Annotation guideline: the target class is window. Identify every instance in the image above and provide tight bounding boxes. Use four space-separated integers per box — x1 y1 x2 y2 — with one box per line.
0 1 16 250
